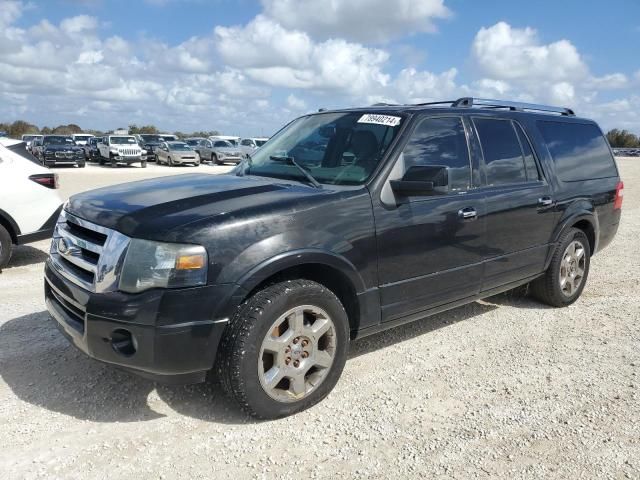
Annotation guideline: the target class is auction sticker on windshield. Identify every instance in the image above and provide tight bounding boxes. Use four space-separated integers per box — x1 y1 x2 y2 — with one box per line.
357 114 402 127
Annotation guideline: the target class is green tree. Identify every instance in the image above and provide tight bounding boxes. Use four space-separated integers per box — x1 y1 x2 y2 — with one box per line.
606 128 640 148
5 120 39 138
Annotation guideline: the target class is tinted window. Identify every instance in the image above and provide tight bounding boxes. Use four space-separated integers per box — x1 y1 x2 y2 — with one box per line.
474 118 526 185
241 139 252 146
214 141 232 147
537 121 617 182
402 117 470 192
514 123 540 181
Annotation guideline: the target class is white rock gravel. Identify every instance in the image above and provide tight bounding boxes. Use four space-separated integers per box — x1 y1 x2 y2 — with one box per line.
0 159 638 479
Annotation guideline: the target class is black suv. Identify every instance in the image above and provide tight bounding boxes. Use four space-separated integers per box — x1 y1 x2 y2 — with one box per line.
37 135 86 168
44 98 623 419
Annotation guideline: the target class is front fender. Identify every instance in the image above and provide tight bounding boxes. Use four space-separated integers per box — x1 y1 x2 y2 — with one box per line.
217 228 367 294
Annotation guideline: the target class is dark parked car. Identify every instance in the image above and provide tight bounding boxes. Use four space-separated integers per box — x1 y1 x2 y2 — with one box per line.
45 98 623 419
36 135 85 168
83 137 101 161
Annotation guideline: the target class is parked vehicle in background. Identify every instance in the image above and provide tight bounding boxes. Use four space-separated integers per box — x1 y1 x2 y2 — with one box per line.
43 97 622 419
83 137 101 161
184 137 207 151
21 134 43 150
138 134 176 160
198 139 243 164
36 135 85 168
209 135 240 147
155 141 200 166
0 138 62 268
72 134 94 146
239 137 269 157
98 135 147 168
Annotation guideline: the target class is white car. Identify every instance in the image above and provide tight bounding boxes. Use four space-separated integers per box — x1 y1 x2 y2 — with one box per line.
72 133 94 146
239 137 269 157
0 138 63 268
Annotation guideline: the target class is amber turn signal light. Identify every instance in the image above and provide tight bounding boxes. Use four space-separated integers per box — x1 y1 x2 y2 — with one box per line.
176 254 206 270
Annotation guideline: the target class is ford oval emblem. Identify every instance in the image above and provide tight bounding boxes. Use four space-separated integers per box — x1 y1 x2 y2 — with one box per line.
57 237 69 254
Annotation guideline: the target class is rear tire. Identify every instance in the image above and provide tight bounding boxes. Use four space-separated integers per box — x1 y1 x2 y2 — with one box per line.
77 161 86 168
0 224 13 270
141 160 147 168
216 279 349 419
531 228 591 307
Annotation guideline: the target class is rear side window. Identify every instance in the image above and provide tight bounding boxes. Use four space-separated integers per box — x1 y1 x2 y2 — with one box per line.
537 121 617 182
474 118 527 185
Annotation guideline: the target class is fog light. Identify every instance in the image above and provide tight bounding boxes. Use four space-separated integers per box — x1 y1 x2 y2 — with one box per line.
111 329 137 357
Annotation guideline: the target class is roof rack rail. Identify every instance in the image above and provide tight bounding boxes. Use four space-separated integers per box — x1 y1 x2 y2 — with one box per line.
371 102 399 107
452 97 575 116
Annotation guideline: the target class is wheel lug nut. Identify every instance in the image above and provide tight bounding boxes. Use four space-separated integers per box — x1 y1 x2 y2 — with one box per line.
293 337 299 344
301 339 309 347
285 357 291 365
284 347 291 354
302 352 309 358
293 360 300 368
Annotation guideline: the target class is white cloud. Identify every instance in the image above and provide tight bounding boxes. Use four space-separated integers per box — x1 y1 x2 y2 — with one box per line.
262 0 450 43
472 22 588 83
286 94 307 110
216 16 312 69
393 67 458 103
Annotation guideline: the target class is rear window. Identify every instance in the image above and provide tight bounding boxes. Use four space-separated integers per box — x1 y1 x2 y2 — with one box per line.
537 121 617 182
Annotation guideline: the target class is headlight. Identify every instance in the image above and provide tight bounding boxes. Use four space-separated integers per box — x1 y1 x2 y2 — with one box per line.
141 149 147 155
119 239 208 293
109 147 119 154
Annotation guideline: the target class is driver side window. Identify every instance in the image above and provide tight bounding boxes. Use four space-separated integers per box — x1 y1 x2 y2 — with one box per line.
402 117 471 193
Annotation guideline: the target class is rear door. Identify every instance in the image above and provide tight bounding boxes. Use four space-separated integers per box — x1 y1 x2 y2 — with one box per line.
373 115 486 322
470 117 557 291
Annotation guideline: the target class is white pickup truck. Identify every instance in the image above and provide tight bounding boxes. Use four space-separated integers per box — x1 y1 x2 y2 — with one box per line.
98 135 147 168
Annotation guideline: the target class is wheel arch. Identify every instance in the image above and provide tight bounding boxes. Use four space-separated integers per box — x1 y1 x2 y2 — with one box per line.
0 209 20 244
548 208 599 269
234 251 366 336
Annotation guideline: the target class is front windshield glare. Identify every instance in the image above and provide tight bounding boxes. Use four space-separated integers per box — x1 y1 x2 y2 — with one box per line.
170 143 191 151
244 112 403 186
111 137 137 145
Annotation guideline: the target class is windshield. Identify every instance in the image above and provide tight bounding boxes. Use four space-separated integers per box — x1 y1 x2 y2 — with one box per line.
214 141 233 148
43 136 74 145
140 134 163 142
162 135 177 141
111 136 137 145
256 140 268 147
243 112 403 186
169 143 192 151
74 135 92 139
185 139 202 146
22 135 41 142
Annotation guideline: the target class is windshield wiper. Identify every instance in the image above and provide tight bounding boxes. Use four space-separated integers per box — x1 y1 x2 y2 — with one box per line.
269 155 322 189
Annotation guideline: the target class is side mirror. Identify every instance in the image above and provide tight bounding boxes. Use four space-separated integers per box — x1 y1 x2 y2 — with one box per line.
390 165 448 197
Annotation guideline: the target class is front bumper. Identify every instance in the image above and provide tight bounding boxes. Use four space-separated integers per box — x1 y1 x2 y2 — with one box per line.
44 261 231 384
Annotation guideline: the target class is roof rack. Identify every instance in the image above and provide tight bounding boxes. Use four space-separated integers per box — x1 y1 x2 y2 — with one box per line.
451 97 575 116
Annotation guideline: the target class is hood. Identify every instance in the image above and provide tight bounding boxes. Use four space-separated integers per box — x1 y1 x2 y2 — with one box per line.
215 147 242 154
67 173 326 238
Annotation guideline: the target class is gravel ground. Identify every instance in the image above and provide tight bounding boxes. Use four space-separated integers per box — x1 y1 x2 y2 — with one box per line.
1 159 638 479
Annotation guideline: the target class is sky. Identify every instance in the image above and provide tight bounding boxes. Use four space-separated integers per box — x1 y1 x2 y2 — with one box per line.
0 0 639 136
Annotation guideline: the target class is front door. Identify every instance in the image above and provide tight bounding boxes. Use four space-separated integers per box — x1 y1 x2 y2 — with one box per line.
373 116 486 323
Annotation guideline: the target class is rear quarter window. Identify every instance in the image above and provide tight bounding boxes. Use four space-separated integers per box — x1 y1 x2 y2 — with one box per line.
537 121 617 182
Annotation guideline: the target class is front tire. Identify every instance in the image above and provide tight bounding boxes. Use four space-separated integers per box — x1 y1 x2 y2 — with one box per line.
0 224 13 269
216 280 349 419
141 160 147 168
531 228 591 307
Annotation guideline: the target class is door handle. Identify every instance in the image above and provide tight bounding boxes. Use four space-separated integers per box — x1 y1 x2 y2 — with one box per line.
538 197 554 207
458 207 477 220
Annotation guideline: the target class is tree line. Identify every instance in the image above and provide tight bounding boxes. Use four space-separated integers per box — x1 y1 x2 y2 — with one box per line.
0 120 221 139
606 129 640 148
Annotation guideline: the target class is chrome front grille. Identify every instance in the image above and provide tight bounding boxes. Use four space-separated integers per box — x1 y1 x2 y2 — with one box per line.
49 210 130 293
118 148 140 156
